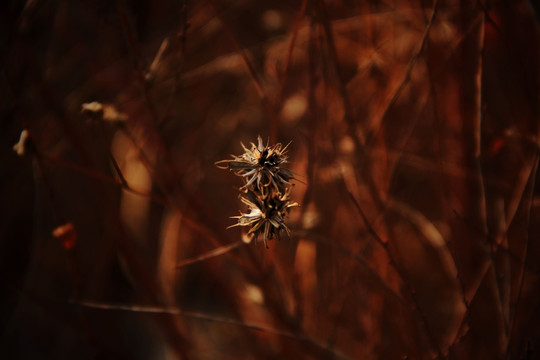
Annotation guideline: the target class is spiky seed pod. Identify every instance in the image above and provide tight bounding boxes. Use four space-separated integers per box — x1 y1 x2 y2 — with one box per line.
217 136 299 248
215 136 294 195
228 189 298 248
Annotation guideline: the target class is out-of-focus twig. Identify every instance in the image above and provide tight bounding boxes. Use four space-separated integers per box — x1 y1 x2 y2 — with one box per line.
298 230 407 307
365 0 440 151
344 182 445 359
75 300 352 360
176 240 245 268
206 0 267 102
314 0 362 146
505 150 539 357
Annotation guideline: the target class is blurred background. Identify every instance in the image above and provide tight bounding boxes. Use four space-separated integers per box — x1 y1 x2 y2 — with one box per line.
1 0 539 359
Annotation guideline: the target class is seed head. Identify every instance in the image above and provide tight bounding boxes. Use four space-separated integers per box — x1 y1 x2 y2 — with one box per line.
228 189 298 248
217 136 299 249
215 136 294 195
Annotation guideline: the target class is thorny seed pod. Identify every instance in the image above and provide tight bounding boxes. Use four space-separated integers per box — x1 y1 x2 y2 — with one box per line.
215 136 294 195
216 136 299 248
228 189 299 248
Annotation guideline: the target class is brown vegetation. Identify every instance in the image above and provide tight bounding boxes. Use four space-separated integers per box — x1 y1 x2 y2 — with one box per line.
1 0 539 359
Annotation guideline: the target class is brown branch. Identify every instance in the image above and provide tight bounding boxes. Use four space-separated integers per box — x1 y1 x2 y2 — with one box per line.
176 240 245 268
279 0 308 91
314 0 362 146
299 230 407 307
344 184 444 359
505 150 540 357
206 0 267 102
365 0 440 151
75 300 352 360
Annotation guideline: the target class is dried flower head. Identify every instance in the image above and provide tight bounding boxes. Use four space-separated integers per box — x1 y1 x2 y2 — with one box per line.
228 189 298 248
217 136 299 249
215 136 294 194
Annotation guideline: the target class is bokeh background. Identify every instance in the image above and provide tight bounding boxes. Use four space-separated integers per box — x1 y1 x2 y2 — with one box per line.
1 0 539 359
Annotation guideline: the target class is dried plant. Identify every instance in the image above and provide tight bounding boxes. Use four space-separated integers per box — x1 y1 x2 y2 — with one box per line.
216 136 298 248
229 189 298 248
4 1 540 359
215 136 294 195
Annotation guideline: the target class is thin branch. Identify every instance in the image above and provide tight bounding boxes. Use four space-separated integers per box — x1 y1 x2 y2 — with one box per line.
176 240 245 268
41 149 241 268
272 0 309 141
505 149 540 357
280 0 308 91
447 258 492 349
298 230 407 307
75 300 351 360
365 0 440 151
39 152 168 205
315 0 362 146
474 6 509 344
345 185 444 360
206 0 267 102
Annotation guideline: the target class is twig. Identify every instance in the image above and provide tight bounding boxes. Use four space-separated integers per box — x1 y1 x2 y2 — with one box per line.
473 7 510 347
345 185 445 359
272 0 309 141
298 230 407 307
39 151 168 206
176 240 245 268
280 0 308 91
75 300 351 360
314 0 362 146
365 0 440 151
206 0 267 102
505 150 540 357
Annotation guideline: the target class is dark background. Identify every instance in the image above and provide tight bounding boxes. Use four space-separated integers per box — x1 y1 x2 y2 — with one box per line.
1 0 539 359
